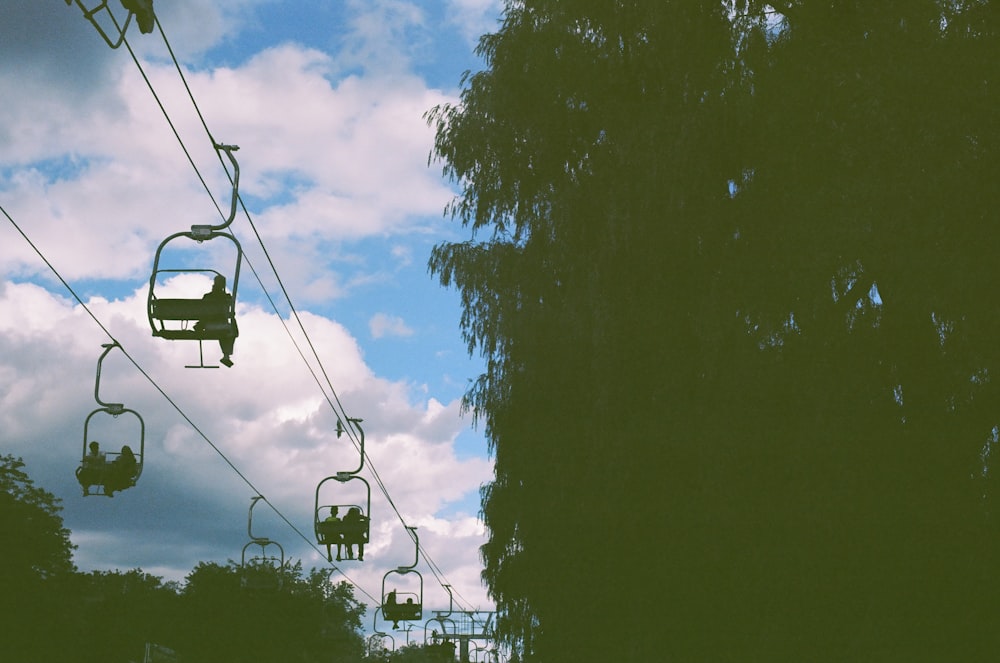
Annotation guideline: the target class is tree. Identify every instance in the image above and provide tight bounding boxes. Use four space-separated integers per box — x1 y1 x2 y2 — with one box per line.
0 454 76 581
430 0 1000 659
0 454 77 662
177 561 365 663
68 569 182 663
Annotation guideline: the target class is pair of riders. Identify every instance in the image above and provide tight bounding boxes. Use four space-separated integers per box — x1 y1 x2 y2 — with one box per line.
323 505 367 562
77 441 138 497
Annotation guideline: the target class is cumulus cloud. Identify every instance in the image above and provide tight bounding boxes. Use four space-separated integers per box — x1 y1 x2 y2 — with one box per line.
370 312 414 339
0 280 490 600
1 0 497 619
1 41 455 302
446 0 506 43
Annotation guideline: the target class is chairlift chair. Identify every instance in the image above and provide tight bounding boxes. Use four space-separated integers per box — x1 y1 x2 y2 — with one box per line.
381 570 423 628
314 418 370 560
381 527 423 627
241 496 284 591
76 342 144 497
314 474 371 560
147 144 242 368
240 539 285 592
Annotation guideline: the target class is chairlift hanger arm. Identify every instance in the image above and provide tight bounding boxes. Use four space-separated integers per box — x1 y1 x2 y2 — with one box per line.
247 495 267 541
401 525 419 570
94 341 124 410
441 584 453 617
192 143 240 236
336 417 365 475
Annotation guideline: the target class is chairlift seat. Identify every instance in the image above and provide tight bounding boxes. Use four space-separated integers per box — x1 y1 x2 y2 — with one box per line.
341 516 369 543
151 297 231 321
316 519 343 543
383 602 422 621
150 298 235 340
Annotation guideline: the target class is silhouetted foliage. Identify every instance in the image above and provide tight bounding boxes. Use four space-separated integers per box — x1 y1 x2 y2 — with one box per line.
177 560 366 663
0 455 366 662
429 0 1000 659
387 641 460 663
67 570 182 663
0 454 77 662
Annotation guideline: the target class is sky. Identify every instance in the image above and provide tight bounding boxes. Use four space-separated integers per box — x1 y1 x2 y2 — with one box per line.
1 0 503 637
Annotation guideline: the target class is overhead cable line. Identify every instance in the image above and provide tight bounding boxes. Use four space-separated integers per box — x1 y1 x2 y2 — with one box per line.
116 14 477 612
0 200 378 604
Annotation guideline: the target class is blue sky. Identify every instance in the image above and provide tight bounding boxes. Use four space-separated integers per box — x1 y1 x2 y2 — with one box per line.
1 0 503 632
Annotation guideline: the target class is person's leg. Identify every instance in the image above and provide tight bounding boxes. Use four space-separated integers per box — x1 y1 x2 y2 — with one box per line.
219 333 234 367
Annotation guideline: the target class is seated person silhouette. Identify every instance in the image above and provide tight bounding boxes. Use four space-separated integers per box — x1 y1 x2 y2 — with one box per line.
194 274 238 367
342 506 367 561
105 444 138 497
322 506 344 562
385 590 400 628
76 440 107 495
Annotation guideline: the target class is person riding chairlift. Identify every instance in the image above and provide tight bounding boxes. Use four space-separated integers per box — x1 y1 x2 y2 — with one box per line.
194 275 238 367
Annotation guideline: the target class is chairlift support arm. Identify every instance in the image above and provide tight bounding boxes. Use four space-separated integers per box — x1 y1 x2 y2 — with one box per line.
247 495 269 541
94 341 124 410
192 144 240 236
336 417 365 476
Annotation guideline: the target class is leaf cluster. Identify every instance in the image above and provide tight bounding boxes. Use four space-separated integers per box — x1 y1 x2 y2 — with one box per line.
0 454 368 663
430 1 1000 660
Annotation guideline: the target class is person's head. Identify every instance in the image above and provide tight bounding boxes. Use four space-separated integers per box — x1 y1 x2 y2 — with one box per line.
121 445 134 458
330 506 338 516
349 506 360 515
89 441 100 453
212 274 226 291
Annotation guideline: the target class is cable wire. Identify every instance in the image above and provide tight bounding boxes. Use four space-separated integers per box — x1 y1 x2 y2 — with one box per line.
148 19 482 607
0 199 379 605
57 6 483 615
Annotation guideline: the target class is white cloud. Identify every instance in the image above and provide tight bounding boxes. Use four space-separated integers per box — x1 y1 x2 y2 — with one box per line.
339 0 428 75
1 41 457 304
446 0 505 44
1 0 497 619
0 278 490 607
370 312 414 339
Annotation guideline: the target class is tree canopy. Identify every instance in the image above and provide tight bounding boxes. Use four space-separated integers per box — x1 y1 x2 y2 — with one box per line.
0 454 77 662
429 1 1000 659
0 455 367 663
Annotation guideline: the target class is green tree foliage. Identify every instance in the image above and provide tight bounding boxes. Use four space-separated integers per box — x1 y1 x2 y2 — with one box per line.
384 641 460 663
429 0 1000 659
0 454 76 581
0 456 367 662
67 570 182 663
0 454 77 662
176 561 366 663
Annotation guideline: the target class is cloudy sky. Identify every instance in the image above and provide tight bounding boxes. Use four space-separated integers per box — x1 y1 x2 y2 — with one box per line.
1 0 502 632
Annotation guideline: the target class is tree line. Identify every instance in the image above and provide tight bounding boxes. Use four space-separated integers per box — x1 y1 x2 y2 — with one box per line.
1 453 372 663
428 1 1000 660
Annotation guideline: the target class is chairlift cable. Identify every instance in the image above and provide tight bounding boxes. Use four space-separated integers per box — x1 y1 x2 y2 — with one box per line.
0 201 378 605
118 15 477 611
